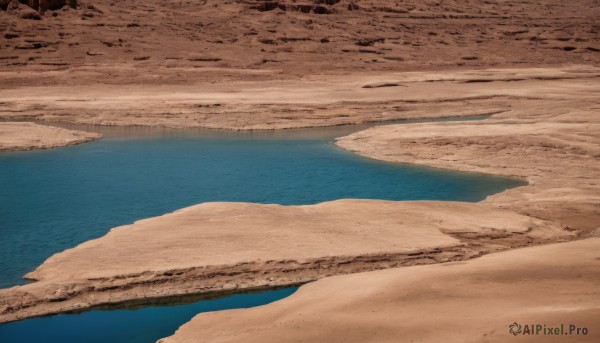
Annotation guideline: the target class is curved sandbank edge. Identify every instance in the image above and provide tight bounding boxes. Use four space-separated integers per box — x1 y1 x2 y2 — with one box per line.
0 122 102 152
335 119 600 232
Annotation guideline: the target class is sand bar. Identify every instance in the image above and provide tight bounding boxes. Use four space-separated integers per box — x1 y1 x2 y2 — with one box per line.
0 200 567 323
0 122 101 152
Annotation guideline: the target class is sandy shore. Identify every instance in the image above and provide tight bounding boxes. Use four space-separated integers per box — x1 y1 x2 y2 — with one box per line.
335 85 600 232
161 237 600 343
1 200 571 323
0 122 101 151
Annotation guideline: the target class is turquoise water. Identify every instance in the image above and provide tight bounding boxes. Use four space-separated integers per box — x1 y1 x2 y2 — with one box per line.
0 287 297 343
0 118 524 342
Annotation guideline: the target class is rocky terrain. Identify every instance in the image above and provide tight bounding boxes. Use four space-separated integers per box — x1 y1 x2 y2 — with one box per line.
1 0 599 136
0 0 598 88
1 1 77 16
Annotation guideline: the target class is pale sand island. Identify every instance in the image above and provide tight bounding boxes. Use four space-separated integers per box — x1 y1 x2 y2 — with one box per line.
0 122 101 151
1 0 599 342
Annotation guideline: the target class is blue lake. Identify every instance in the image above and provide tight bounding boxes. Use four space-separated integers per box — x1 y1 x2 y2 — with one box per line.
0 118 524 342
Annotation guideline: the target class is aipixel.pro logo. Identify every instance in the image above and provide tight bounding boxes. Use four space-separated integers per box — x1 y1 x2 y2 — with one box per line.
508 322 589 336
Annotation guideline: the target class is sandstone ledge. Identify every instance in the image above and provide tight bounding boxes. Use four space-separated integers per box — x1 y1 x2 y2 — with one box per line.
0 200 570 323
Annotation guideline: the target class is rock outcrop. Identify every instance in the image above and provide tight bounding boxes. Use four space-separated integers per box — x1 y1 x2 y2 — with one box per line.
5 0 41 19
1 0 76 14
0 0 598 72
248 0 344 14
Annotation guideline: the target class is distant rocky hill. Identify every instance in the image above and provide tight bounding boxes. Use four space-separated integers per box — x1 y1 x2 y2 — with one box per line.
0 0 598 85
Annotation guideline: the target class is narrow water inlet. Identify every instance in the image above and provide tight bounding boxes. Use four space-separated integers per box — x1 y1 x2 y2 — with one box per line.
0 287 298 343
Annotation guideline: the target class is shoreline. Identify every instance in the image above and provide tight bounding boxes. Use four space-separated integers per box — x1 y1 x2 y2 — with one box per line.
62 284 301 314
0 66 598 324
28 111 500 132
1 65 597 152
335 121 600 232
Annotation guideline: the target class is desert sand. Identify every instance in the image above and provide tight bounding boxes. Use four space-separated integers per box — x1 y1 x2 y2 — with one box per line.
161 237 600 343
1 0 599 341
0 122 100 151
